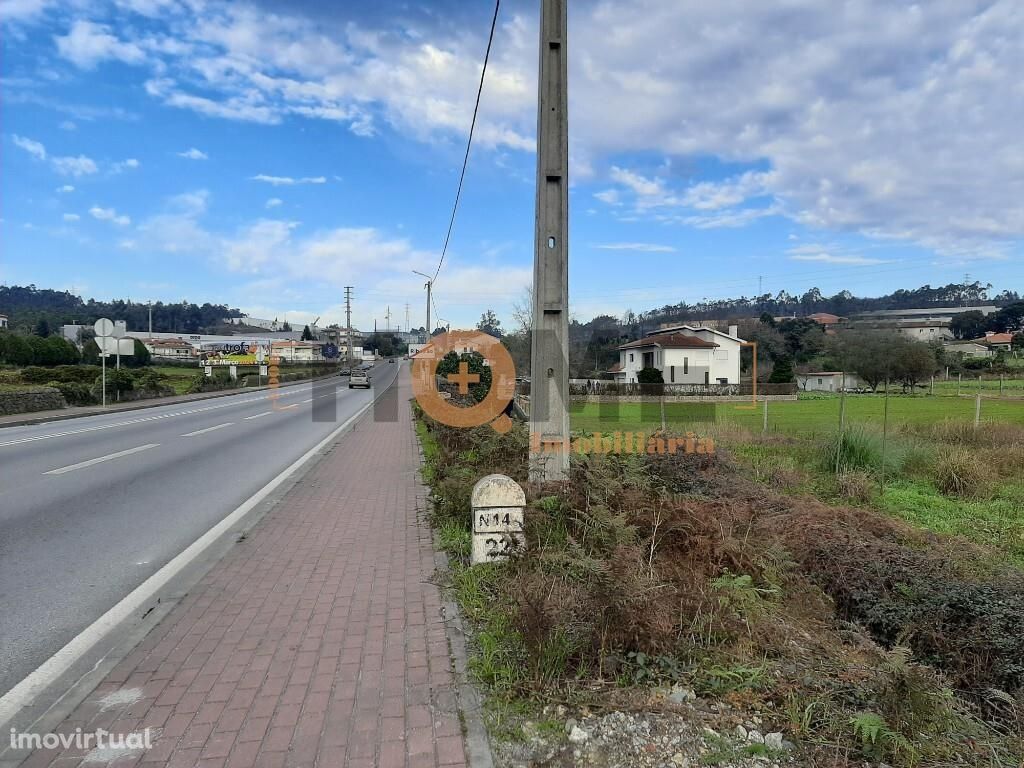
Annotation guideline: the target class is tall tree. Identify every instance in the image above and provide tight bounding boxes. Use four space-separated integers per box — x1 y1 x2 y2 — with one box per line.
476 310 503 338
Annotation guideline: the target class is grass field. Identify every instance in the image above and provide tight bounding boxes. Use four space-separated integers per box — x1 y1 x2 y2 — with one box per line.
570 392 1024 436
150 365 200 394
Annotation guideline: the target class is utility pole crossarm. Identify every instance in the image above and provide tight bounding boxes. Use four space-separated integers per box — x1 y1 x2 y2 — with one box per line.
529 0 570 482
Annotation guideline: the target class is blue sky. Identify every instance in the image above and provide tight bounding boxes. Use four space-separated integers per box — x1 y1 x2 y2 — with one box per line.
2 0 1022 332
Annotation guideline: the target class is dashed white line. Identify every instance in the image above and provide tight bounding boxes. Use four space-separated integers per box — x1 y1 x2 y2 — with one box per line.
44 444 160 475
182 423 233 437
244 412 273 421
0 383 330 448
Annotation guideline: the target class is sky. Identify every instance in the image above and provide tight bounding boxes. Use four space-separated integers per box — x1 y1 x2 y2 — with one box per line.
2 0 1023 333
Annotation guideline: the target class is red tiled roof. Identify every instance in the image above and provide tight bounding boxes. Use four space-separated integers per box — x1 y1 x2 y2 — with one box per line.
607 362 623 373
976 332 1013 345
619 333 718 350
807 312 841 324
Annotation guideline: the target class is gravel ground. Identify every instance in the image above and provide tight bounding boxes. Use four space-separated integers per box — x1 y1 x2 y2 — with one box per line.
492 685 842 768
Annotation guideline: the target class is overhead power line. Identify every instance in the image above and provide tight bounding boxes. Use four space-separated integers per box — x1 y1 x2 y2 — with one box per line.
431 0 501 285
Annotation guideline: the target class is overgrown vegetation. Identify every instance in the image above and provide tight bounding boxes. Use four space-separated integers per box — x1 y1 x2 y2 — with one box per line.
415 408 1024 766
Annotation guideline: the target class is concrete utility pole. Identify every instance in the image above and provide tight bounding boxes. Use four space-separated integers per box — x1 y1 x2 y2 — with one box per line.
529 0 570 482
344 286 353 370
413 271 432 338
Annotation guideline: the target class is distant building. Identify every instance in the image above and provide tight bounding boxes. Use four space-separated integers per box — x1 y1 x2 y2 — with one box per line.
976 332 1014 352
797 372 868 392
944 340 993 358
0 313 8 329
142 338 198 361
891 322 954 342
614 324 744 385
851 306 999 322
270 340 323 363
806 312 844 329
221 315 285 331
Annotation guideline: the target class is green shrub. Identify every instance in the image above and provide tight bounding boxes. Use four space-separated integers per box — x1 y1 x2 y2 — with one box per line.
19 366 56 383
821 427 904 476
46 380 96 406
932 447 990 499
90 369 134 400
131 368 174 396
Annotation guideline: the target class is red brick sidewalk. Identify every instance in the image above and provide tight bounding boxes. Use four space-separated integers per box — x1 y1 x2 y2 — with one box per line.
19 370 469 768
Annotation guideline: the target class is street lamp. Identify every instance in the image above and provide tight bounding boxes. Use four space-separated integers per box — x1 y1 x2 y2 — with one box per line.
412 270 432 339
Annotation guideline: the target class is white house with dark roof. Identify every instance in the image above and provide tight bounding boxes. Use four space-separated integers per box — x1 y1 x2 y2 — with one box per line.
0 314 8 329
614 324 745 384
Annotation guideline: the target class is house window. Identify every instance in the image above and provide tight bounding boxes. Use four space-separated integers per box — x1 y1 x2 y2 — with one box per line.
669 366 675 382
683 357 689 374
817 378 823 385
642 351 654 368
629 353 634 362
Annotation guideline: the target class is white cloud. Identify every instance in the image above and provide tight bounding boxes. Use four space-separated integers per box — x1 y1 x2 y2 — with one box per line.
786 244 886 266
55 20 145 69
593 189 620 205
89 205 131 226
12 134 46 160
594 242 677 253
609 166 663 197
250 174 326 186
21 0 1024 257
177 147 207 160
112 157 140 173
680 172 774 211
57 184 74 193
0 0 53 23
265 197 282 208
62 213 80 221
59 120 76 131
51 155 98 176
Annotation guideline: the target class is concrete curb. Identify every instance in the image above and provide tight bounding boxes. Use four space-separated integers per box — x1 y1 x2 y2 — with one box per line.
0 370 345 428
413 412 496 768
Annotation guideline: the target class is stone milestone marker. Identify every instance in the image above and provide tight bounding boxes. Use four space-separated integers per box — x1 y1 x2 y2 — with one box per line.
471 474 526 565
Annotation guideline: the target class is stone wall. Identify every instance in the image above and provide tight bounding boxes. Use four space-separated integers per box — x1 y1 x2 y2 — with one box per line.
0 387 67 416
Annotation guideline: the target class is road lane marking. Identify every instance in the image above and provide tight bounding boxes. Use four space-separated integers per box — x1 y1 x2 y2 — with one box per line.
0 369 398 731
182 423 233 437
44 444 160 475
244 412 273 420
0 381 331 448
301 398 313 403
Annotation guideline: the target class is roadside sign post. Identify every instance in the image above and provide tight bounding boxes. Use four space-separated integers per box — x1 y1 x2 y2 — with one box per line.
94 318 115 408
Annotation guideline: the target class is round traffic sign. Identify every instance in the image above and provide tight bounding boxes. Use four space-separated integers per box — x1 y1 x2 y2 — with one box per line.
94 318 114 337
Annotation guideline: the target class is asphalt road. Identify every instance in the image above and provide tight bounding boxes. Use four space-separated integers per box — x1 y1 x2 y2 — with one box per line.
0 361 401 698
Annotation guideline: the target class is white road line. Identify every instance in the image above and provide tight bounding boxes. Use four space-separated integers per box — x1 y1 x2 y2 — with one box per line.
279 403 299 410
0 378 389 730
301 398 313 403
43 444 160 476
182 423 233 437
0 382 326 448
244 412 273 420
